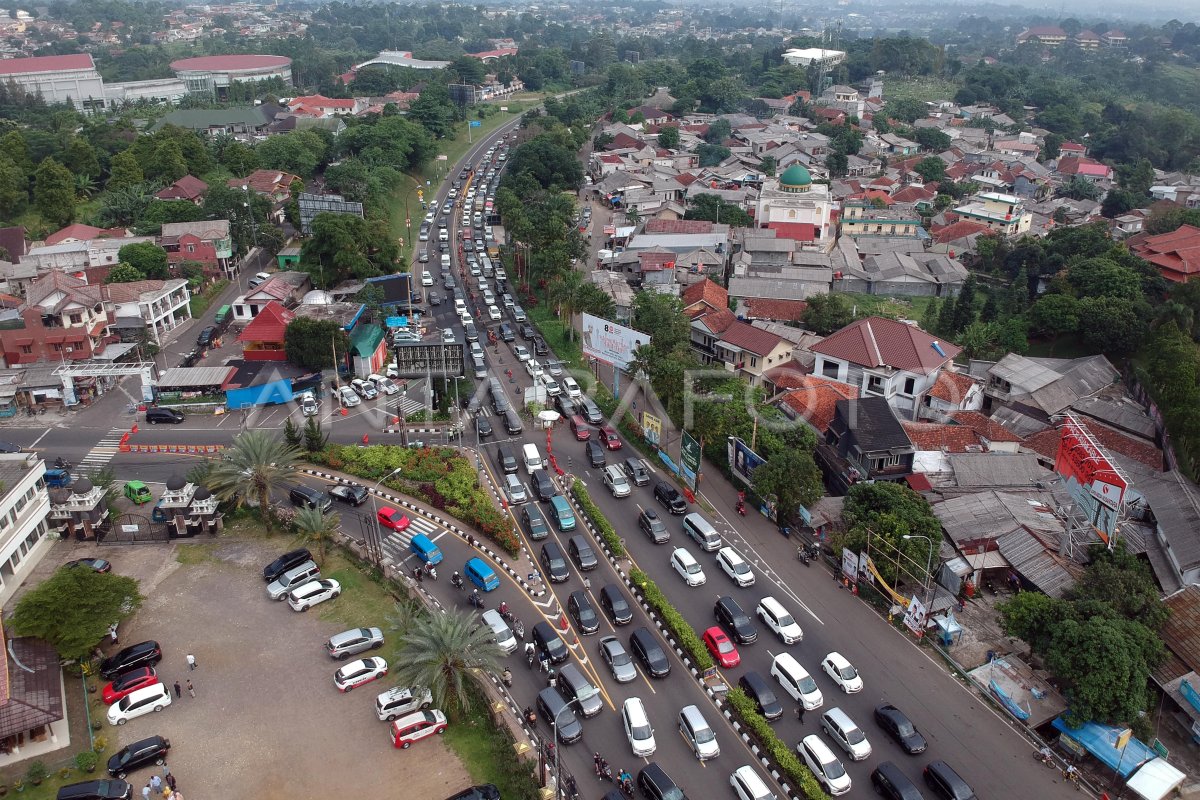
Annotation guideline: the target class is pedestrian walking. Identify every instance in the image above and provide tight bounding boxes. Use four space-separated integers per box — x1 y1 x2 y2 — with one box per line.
186 680 195 698
162 764 171 779
796 705 806 723
142 785 151 800
173 680 182 698
186 653 196 671
166 774 176 791
150 775 162 792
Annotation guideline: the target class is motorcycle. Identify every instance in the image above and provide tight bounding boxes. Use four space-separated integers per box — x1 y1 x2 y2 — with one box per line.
735 500 746 516
468 591 485 609
799 548 810 567
450 573 465 590
501 669 513 687
424 563 438 581
53 457 71 470
594 756 612 782
524 707 537 725
513 619 525 640
618 774 634 797
526 646 537 669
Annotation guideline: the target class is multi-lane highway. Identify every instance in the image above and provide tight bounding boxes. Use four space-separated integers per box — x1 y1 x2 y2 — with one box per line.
13 116 1082 800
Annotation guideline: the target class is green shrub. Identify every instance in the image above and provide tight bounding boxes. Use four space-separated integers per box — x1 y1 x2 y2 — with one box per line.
630 568 714 671
725 688 827 800
571 479 624 557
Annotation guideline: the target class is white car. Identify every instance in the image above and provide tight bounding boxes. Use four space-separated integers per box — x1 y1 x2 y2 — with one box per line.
386 363 399 378
622 697 656 757
107 683 171 726
513 345 530 362
421 271 433 286
771 652 823 710
821 652 863 694
525 359 543 379
716 546 755 587
351 378 377 400
540 374 560 396
546 360 563 377
334 657 388 692
376 686 433 722
799 735 851 796
298 391 319 417
338 386 361 407
488 305 502 321
730 766 777 800
288 578 341 611
480 609 518 654
602 465 630 497
369 374 399 395
423 211 434 223
562 377 582 398
757 596 803 644
442 329 457 344
670 547 705 587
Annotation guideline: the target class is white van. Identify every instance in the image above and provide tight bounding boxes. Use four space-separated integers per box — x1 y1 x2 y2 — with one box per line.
522 443 543 475
771 652 823 710
682 512 722 551
798 735 851 796
440 254 451 269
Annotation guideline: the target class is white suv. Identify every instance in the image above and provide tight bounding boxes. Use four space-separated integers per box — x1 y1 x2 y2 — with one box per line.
376 686 433 721
670 547 705 587
798 735 851 796
288 578 341 611
602 465 631 498
622 697 656 757
716 546 755 587
107 683 172 726
757 596 803 644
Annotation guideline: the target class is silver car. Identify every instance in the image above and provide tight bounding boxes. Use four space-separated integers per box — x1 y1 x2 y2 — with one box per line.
505 473 528 504
600 635 637 683
326 626 384 660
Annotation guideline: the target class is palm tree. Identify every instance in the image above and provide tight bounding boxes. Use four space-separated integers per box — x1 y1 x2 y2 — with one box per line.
294 507 340 565
208 430 300 526
74 173 97 200
392 607 504 718
549 271 617 341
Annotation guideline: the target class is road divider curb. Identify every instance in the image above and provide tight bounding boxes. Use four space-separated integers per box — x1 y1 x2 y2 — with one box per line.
302 467 545 598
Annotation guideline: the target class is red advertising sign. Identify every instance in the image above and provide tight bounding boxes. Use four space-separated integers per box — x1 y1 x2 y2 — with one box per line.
1053 415 1127 544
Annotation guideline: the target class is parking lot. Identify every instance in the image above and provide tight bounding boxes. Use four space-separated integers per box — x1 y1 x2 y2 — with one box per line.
90 535 472 798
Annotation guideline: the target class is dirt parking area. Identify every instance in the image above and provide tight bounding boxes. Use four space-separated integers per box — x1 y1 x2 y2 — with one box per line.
88 536 472 800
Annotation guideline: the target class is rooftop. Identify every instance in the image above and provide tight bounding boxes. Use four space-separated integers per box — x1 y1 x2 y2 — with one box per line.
812 316 960 375
0 54 94 75
170 54 291 72
778 376 859 433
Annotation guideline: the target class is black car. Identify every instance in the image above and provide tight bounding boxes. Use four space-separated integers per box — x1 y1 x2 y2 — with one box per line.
519 323 536 340
567 590 600 635
531 469 556 502
445 786 500 800
654 481 688 514
923 760 976 800
64 558 112 573
567 535 598 571
630 627 670 678
555 395 578 417
638 509 669 544
329 484 369 506
531 621 569 664
714 596 758 644
875 705 928 754
599 583 633 625
429 292 442 306
739 671 783 720
498 323 515 342
263 547 313 582
638 763 689 800
539 541 570 583
443 276 456 290
533 336 549 356
475 415 493 439
624 457 650 486
585 439 606 468
871 762 925 800
196 326 216 348
106 735 170 778
99 641 162 680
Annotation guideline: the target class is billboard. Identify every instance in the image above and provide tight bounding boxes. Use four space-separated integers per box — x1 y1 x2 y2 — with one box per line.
581 314 649 371
680 431 701 490
727 436 766 486
641 412 661 446
1053 414 1128 545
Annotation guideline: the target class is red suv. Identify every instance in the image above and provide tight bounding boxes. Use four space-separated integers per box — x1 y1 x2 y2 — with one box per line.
569 415 591 441
599 426 622 450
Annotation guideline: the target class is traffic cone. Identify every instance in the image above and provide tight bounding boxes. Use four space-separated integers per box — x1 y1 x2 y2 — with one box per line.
131 424 138 434
362 434 370 446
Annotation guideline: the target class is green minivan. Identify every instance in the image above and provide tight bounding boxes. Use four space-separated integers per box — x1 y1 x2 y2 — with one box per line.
548 495 576 532
123 481 152 505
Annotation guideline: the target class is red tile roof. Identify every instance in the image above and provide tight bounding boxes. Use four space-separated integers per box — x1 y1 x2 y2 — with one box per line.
891 186 936 204
1023 419 1162 471
694 307 737 334
290 94 356 110
238 301 294 344
901 421 987 453
927 370 979 404
155 175 208 202
766 222 815 242
645 219 714 234
674 173 700 187
681 278 728 315
1129 224 1200 283
779 377 859 433
811 317 960 375
45 224 129 245
743 298 807 322
0 54 94 75
720 320 786 357
947 411 1024 443
931 220 991 245
638 251 676 271
170 54 291 72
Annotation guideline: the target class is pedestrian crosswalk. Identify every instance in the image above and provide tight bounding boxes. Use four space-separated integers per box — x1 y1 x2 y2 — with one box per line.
379 514 443 569
77 427 127 475
390 395 426 417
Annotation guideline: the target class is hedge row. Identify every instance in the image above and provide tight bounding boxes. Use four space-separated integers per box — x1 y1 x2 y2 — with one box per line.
571 479 624 557
630 568 715 672
725 688 829 800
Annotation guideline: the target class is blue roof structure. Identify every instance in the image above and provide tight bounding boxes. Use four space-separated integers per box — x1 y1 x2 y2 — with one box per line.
1051 718 1157 777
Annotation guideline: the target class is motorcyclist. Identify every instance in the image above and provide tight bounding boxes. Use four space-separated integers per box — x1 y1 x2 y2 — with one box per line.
451 571 463 588
499 600 509 617
501 668 512 686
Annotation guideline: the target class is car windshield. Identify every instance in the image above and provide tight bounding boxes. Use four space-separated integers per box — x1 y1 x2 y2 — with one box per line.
717 640 735 654
662 789 685 800
579 607 596 623
733 561 750 574
799 676 819 693
695 725 716 743
611 650 631 666
894 717 915 736
822 758 846 780
847 727 866 745
840 666 858 681
733 614 751 629
686 563 701 574
779 613 796 627
649 519 665 531
577 683 599 700
631 723 652 739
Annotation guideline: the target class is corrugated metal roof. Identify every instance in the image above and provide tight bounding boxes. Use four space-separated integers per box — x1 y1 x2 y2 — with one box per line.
157 366 236 388
948 453 1049 487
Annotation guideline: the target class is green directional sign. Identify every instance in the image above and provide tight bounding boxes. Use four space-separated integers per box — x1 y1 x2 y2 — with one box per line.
680 431 701 490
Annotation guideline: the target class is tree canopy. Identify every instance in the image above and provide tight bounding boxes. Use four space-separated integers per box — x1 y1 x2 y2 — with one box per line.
285 316 350 371
10 568 143 661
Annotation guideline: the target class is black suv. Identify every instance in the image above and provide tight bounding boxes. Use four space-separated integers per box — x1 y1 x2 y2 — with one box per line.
263 548 313 582
630 627 670 678
539 541 570 583
739 671 783 720
329 484 368 506
638 763 689 800
475 415 493 439
585 439 606 468
654 481 688 514
519 323 536 340
875 704 927 754
599 583 632 625
567 590 600 635
99 641 162 679
196 326 217 348
531 469 556 502
714 596 758 644
567 535 598 570
923 761 977 800
531 621 569 664
532 336 549 356
623 457 650 486
106 735 170 778
638 509 669 544
498 323 515 342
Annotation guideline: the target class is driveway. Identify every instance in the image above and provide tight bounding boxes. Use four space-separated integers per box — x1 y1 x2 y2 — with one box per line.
94 536 472 799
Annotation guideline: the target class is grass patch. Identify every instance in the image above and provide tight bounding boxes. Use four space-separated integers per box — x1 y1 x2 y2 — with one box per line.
835 291 937 322
528 305 582 366
884 76 961 105
189 278 230 317
175 543 217 565
443 684 540 800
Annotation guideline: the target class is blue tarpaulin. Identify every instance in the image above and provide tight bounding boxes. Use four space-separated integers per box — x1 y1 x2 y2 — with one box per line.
1051 717 1157 777
226 379 294 410
386 316 409 328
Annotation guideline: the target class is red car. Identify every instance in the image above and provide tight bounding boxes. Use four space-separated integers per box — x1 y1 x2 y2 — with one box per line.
102 667 160 704
703 626 740 669
377 507 411 532
599 426 622 450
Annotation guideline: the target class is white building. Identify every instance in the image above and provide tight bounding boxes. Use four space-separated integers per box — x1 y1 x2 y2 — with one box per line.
0 453 54 607
0 54 105 112
107 279 192 344
21 237 155 274
781 48 846 67
752 164 838 249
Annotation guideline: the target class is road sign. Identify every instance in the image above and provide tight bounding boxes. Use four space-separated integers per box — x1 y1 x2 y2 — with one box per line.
680 431 700 490
469 121 482 127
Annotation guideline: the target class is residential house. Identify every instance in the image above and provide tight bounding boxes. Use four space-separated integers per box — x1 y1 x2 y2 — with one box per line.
817 85 864 118
0 453 53 606
44 224 131 246
1112 214 1145 239
818 396 916 493
231 271 312 321
152 105 277 139
929 220 993 258
681 277 728 318
237 301 293 361
0 271 112 366
810 316 963 420
20 235 156 285
589 271 635 323
689 307 737 366
878 133 920 156
981 353 1120 435
1128 225 1200 283
107 278 192 345
1102 30 1127 46
713 321 794 389
154 175 208 204
228 170 301 204
287 94 364 117
160 220 234 277
951 192 1033 236
1057 157 1113 185
834 251 969 298
840 202 923 240
1074 30 1102 49
922 370 985 417
776 376 860 435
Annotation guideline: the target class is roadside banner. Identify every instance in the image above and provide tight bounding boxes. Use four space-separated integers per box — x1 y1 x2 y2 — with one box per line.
641 412 661 446
680 431 701 490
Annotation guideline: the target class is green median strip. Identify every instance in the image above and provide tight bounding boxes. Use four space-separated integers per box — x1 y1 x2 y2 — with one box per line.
570 478 624 557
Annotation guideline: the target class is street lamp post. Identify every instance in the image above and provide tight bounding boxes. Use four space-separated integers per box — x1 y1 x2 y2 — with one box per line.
550 697 581 799
368 467 404 567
